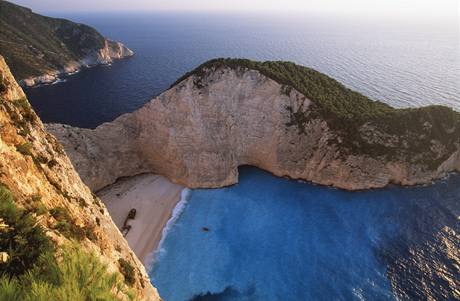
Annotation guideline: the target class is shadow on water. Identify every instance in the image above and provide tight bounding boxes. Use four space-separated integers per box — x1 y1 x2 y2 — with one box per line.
189 285 256 301
374 175 460 300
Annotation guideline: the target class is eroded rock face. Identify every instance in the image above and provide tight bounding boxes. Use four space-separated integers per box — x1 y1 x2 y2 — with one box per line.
47 67 460 191
0 56 160 300
20 40 134 87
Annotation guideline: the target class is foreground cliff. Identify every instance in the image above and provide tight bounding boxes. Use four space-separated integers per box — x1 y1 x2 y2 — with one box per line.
0 56 160 299
0 0 133 87
48 59 460 191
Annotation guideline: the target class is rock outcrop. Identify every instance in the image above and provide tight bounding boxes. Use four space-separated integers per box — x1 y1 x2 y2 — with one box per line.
0 0 134 87
0 56 160 300
47 59 460 191
20 39 134 87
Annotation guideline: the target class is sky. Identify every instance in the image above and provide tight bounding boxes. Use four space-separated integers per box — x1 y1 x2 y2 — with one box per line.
8 0 460 18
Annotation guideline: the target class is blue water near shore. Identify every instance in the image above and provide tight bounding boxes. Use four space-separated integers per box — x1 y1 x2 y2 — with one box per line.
150 167 460 301
24 12 459 128
19 12 460 300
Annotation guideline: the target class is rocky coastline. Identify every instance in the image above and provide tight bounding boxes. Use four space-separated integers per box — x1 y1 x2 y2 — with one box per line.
20 40 134 87
47 59 460 192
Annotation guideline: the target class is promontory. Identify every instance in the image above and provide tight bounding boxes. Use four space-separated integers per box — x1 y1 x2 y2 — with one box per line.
0 0 133 87
47 58 460 191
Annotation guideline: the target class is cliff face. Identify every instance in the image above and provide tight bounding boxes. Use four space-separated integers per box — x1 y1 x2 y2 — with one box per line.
0 0 134 87
47 61 460 191
0 56 160 300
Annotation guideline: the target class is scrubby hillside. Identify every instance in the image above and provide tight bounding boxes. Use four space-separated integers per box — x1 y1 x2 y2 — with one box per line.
0 0 133 86
49 58 460 191
0 56 160 300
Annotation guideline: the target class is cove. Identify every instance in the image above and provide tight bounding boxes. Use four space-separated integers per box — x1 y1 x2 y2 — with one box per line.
150 167 460 300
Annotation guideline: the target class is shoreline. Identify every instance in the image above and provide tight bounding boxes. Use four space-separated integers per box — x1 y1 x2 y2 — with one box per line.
20 62 114 88
97 173 184 264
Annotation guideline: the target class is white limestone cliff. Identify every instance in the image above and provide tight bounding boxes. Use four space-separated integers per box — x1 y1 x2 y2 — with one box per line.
47 66 460 191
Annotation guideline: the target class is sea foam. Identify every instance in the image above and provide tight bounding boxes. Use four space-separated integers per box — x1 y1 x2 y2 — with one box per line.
145 188 191 271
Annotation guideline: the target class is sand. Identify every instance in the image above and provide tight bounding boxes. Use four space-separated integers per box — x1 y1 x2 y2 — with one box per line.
97 173 184 264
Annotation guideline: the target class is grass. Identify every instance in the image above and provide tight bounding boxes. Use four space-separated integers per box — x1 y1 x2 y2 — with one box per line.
171 58 460 167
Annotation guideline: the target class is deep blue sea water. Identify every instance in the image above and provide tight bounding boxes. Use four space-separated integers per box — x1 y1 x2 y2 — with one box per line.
151 167 459 301
19 12 460 300
24 13 459 128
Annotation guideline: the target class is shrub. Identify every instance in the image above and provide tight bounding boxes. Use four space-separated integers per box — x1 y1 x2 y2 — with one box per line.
0 244 136 301
49 207 85 241
47 159 58 168
26 194 47 216
118 258 136 286
0 79 6 94
0 184 54 277
15 142 32 156
0 186 136 300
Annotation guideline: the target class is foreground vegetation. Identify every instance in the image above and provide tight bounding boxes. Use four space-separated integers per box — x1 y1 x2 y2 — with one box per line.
173 58 460 167
0 184 135 301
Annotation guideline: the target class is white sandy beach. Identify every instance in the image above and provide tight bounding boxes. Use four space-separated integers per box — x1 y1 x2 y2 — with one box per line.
98 174 184 264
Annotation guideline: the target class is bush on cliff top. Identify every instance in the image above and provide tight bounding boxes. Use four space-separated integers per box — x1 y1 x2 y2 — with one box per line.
172 58 460 165
172 58 459 128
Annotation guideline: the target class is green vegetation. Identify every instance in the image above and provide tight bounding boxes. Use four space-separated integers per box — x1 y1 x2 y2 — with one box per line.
50 206 97 242
0 184 54 277
0 245 136 301
0 97 35 137
0 73 6 93
0 1 106 80
15 142 32 156
118 258 136 286
49 206 96 241
173 58 460 167
0 184 136 300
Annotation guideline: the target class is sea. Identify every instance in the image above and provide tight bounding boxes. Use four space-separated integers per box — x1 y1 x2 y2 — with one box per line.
23 12 459 301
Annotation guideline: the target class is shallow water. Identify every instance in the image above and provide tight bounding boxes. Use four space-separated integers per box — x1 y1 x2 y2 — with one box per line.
150 167 460 301
24 12 459 128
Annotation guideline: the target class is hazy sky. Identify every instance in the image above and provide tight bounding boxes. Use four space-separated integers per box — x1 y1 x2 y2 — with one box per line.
8 0 459 18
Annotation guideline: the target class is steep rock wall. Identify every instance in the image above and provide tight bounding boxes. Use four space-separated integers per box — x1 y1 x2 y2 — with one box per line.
47 67 460 191
0 56 160 300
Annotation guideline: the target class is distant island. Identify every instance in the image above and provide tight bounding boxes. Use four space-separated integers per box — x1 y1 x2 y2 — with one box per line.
0 0 133 87
48 58 460 191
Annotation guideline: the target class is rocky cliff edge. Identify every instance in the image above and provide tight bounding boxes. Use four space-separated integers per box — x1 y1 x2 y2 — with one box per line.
0 55 160 300
47 59 460 191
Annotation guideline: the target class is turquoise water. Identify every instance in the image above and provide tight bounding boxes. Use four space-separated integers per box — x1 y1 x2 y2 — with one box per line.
150 167 459 301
